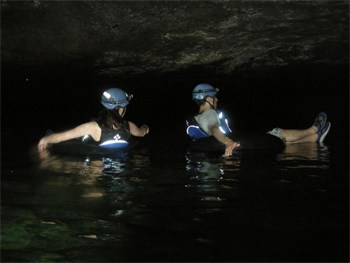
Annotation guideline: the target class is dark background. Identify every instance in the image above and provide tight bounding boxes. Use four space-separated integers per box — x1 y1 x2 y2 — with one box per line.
1 62 349 154
1 2 349 261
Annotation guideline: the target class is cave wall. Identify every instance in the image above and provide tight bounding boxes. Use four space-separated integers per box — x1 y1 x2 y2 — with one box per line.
1 1 348 78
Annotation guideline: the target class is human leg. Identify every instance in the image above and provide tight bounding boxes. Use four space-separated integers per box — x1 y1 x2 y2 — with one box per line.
284 133 317 144
280 127 317 143
267 127 316 143
284 121 331 144
267 112 330 144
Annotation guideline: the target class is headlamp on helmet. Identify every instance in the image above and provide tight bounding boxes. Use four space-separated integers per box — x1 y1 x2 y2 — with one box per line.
192 83 219 101
101 88 133 110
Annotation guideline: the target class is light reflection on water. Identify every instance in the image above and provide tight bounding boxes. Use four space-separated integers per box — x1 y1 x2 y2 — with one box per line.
185 152 240 202
1 142 347 262
184 143 330 203
277 143 330 168
273 143 331 193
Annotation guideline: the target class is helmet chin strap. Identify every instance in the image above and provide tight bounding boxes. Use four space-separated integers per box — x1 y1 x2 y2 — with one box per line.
204 98 215 109
120 107 126 116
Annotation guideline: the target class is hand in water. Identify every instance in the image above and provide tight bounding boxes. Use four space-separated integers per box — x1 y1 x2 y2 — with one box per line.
38 137 49 152
223 140 240 157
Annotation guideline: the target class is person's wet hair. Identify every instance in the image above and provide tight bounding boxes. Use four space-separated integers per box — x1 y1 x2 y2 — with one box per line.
97 108 127 131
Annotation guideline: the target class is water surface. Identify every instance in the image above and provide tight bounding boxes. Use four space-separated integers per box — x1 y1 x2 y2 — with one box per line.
1 140 348 262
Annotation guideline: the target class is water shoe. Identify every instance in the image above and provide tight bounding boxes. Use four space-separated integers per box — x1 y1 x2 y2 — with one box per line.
267 127 286 143
317 121 331 143
313 112 327 132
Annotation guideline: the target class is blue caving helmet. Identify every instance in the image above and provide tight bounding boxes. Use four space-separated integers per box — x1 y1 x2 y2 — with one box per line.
101 88 133 110
192 83 219 101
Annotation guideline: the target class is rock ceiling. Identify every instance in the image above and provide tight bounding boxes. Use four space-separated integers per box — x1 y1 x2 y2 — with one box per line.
1 1 349 78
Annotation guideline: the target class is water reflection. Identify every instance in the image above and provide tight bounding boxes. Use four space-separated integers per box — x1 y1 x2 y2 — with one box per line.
270 143 331 194
36 153 147 209
185 151 241 202
185 143 331 203
277 143 330 170
2 140 344 262
37 150 149 178
24 149 152 256
39 155 104 180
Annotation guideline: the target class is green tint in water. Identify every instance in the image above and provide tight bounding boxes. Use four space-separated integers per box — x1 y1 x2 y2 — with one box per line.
1 144 348 262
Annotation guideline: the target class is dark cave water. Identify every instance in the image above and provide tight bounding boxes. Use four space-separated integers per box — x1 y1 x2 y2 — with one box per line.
1 64 349 262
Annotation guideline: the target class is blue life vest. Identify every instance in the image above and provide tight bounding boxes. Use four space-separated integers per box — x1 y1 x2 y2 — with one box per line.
186 110 232 140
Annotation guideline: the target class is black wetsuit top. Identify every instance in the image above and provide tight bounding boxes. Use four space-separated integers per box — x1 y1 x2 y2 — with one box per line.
97 120 131 145
49 121 133 156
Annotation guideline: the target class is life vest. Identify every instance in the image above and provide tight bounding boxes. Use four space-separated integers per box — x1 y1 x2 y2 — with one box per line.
186 110 232 140
82 121 131 149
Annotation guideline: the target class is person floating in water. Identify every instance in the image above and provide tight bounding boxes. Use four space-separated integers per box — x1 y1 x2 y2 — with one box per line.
38 87 150 152
186 83 331 157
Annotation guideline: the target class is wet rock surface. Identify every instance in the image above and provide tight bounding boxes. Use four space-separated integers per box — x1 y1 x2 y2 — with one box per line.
2 1 348 78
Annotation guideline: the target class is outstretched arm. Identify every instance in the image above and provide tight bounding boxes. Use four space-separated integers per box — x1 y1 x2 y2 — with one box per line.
128 121 150 137
211 125 240 157
38 121 100 152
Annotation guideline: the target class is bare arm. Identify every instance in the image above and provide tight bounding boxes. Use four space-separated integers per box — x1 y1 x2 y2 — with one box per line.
38 121 101 152
128 121 149 137
211 125 240 157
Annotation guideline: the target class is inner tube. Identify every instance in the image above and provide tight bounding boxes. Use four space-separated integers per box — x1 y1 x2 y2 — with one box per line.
49 138 138 157
187 132 285 153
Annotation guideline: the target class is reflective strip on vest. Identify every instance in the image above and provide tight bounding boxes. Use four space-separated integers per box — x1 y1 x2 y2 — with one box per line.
186 110 232 140
99 140 129 149
217 110 232 134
